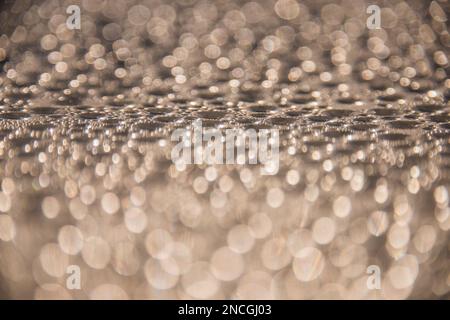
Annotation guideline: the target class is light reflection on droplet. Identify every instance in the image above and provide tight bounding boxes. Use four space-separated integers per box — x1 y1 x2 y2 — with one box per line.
58 225 83 255
292 247 325 282
82 236 111 270
210 246 244 281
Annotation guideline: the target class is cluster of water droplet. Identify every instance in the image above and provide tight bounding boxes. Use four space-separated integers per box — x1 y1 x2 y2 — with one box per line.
0 0 448 299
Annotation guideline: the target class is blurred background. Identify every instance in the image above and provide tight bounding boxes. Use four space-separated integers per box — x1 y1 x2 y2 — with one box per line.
0 0 449 299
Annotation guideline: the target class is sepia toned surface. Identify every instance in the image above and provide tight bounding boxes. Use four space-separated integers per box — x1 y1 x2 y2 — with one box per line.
0 0 449 299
